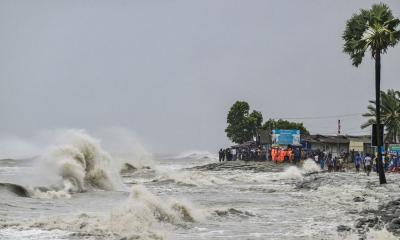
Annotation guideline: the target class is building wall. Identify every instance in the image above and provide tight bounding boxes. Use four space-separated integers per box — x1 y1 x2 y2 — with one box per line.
307 141 372 156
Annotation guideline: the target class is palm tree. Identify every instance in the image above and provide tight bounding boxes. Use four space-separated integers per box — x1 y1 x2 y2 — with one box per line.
362 90 400 144
343 3 400 184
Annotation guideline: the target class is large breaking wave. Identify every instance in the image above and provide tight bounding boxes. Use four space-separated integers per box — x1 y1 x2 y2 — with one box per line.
0 129 134 198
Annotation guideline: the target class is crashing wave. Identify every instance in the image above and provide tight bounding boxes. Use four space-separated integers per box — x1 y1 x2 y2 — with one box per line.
277 159 320 180
40 130 124 193
3 130 127 198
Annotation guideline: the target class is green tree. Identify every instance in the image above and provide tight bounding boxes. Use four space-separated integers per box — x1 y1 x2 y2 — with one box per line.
225 101 263 144
262 119 309 135
249 110 263 137
362 89 400 143
343 3 400 184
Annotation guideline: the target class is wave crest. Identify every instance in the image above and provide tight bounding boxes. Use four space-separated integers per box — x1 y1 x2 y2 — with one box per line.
37 130 124 194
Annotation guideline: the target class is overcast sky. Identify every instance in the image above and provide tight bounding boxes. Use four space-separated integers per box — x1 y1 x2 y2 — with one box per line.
0 0 399 154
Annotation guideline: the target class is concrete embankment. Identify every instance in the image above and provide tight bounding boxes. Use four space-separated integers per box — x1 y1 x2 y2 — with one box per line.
189 160 291 172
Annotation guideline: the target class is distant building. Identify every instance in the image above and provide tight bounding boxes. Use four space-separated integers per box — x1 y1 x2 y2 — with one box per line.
301 134 372 155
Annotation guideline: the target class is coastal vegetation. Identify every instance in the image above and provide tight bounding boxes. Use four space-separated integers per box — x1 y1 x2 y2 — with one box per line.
262 119 309 135
362 89 400 144
225 101 308 144
225 101 263 144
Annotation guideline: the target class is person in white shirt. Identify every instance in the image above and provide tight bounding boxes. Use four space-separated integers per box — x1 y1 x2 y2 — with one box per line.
364 154 372 176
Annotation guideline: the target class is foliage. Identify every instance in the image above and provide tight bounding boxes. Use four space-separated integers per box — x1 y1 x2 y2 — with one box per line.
225 101 263 144
343 3 400 66
362 89 400 143
249 110 263 132
262 119 309 135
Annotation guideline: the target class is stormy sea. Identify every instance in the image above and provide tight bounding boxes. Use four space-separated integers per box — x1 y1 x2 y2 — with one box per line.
1 130 400 240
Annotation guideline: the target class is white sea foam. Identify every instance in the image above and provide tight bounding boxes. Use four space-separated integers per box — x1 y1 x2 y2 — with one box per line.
343 228 398 240
7 184 203 239
110 185 204 239
302 158 321 174
155 170 228 186
365 228 398 240
277 166 304 180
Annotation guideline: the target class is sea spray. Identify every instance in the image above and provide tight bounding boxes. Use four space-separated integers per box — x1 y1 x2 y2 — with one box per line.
277 166 304 180
276 159 320 180
302 158 321 174
95 127 155 170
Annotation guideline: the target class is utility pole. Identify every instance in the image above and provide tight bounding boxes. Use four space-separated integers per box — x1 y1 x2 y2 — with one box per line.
375 50 387 184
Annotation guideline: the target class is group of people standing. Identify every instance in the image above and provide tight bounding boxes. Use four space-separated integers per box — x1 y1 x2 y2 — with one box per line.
313 151 346 172
218 147 267 162
315 151 400 176
218 148 234 162
354 153 373 175
218 147 400 178
354 153 400 176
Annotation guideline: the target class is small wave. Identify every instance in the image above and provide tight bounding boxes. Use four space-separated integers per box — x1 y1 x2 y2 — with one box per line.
214 208 256 218
153 170 228 186
0 183 30 197
0 182 72 199
173 150 217 161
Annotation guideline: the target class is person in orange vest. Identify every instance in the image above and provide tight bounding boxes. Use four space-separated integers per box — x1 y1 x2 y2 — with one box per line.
279 149 285 162
272 148 278 163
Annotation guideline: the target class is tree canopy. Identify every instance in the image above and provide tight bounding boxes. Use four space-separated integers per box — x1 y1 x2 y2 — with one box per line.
225 101 309 144
362 89 400 143
262 119 309 135
343 3 400 66
225 101 263 144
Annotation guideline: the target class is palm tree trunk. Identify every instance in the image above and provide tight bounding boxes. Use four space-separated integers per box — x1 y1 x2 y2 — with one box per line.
375 50 387 184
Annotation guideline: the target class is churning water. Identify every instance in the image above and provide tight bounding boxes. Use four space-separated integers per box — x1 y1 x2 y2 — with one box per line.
1 130 400 239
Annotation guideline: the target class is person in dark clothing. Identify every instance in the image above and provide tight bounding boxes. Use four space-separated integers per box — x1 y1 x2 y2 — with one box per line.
225 149 231 161
218 149 224 162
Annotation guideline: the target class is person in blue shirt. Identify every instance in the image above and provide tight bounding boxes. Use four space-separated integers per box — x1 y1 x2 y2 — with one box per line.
355 153 362 172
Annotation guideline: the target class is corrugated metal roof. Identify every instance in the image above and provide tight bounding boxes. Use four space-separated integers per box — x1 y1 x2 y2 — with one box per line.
302 134 360 144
